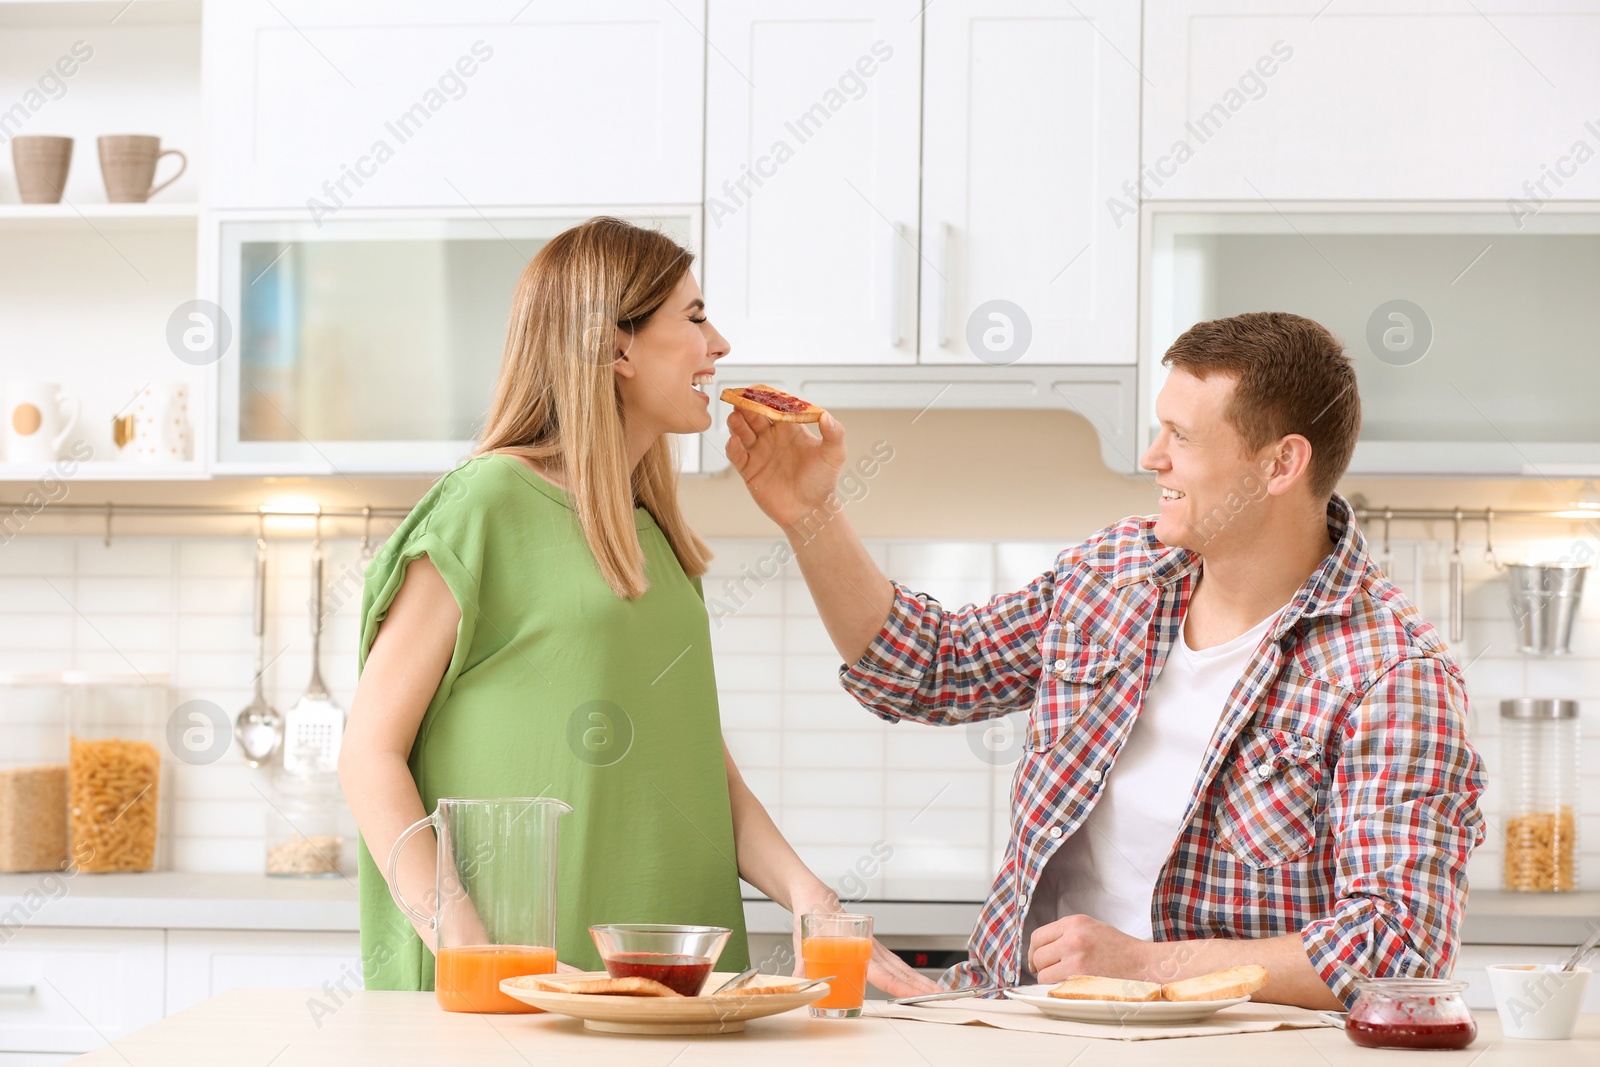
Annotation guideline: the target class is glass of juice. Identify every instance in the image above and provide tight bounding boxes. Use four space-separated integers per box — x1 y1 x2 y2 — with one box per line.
801 912 874 1019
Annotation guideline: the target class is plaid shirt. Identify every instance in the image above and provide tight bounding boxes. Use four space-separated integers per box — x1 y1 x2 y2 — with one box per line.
839 493 1484 1007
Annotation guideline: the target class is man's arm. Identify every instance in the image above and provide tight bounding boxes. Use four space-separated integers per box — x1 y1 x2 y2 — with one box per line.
1028 654 1484 1010
726 409 1053 724
1299 654 1484 1006
1027 916 1343 1010
725 409 892 663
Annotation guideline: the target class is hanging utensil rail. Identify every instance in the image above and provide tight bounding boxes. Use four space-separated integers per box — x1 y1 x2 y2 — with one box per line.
1352 502 1598 645
0 500 413 544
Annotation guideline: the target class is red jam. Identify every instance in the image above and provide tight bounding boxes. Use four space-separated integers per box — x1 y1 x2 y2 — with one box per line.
740 387 809 413
1346 978 1477 1051
602 952 713 996
1347 1017 1477 1050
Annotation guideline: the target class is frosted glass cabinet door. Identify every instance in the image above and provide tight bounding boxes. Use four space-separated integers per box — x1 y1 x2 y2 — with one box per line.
214 211 698 473
203 0 705 208
1144 207 1600 475
703 1 923 366
919 0 1140 366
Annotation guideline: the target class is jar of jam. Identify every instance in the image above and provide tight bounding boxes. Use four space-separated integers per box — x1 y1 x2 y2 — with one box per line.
1346 978 1477 1050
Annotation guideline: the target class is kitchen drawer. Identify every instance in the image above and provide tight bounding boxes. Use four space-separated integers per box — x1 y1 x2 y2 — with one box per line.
165 930 362 1016
0 928 164 1054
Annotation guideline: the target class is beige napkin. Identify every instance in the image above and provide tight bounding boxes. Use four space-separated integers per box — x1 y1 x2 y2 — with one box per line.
863 998 1334 1041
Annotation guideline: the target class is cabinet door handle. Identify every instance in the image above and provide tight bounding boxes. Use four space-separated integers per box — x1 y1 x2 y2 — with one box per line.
0 984 36 996
889 222 905 348
936 221 952 349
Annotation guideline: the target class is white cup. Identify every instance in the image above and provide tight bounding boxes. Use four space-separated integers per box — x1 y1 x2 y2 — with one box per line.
5 382 80 465
1487 964 1590 1039
129 383 190 463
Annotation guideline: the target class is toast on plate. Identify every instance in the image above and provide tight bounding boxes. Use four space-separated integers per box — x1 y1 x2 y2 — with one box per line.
720 384 825 424
711 980 809 997
519 975 684 998
1158 965 1268 1002
1045 976 1162 1002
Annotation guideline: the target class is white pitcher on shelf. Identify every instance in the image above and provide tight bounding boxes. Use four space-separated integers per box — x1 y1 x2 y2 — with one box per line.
5 382 80 466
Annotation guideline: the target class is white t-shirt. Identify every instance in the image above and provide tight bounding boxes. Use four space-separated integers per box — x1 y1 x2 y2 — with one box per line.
1020 607 1281 975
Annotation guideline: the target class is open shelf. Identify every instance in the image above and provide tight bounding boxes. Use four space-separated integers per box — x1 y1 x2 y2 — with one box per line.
0 201 200 231
0 459 207 482
0 1 199 29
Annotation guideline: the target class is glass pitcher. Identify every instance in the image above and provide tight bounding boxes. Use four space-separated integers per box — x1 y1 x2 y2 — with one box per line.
388 796 571 1013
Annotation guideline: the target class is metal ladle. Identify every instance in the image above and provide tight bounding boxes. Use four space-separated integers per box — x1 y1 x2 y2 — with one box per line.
234 511 283 768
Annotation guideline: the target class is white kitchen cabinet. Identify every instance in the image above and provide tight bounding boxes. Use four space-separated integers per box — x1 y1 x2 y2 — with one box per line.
1142 0 1600 201
703 1 923 366
919 1 1140 366
0 928 164 1055
164 929 362 1016
203 0 705 209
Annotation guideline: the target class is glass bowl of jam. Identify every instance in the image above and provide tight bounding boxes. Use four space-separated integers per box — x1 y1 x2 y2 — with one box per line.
589 924 731 997
1346 978 1478 1050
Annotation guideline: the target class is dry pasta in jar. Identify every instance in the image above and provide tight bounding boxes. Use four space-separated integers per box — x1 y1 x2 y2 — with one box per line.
68 737 160 872
1503 808 1576 892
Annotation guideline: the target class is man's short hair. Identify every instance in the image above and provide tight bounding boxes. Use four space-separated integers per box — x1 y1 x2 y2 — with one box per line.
1162 312 1361 498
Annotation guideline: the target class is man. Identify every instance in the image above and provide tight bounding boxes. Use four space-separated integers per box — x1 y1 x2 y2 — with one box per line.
725 312 1484 1010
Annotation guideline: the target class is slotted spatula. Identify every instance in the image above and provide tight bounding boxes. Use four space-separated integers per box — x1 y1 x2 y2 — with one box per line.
282 518 345 775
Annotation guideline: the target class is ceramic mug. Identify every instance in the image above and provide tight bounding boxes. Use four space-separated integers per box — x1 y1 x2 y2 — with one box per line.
97 135 187 203
129 383 190 462
11 135 73 204
5 383 81 465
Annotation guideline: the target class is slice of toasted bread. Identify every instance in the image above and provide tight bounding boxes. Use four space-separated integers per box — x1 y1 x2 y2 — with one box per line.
711 980 808 997
1046 975 1162 1002
520 976 684 998
720 384 825 424
1159 965 1268 1002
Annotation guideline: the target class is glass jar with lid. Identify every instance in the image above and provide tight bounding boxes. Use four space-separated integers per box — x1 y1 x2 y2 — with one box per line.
0 672 71 873
67 672 170 873
264 768 344 878
1346 978 1477 1049
1501 698 1580 892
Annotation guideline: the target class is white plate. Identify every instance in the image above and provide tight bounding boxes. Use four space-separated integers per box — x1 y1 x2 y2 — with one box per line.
500 971 830 1034
1005 985 1251 1025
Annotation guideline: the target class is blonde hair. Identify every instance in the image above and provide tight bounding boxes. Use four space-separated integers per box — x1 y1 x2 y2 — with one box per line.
475 217 710 599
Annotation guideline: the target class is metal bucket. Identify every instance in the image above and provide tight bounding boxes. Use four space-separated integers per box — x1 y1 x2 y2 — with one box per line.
1507 564 1587 655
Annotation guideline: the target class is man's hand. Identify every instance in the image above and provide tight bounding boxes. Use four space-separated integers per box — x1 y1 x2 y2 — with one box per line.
1026 919 1345 1010
1026 914 1157 984
725 409 847 533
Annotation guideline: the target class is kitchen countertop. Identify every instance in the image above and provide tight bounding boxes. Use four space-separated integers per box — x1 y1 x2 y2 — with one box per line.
1 871 1594 945
71 989 1600 1066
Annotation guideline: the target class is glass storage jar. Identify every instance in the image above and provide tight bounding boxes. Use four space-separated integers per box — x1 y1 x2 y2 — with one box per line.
1501 698 1580 892
264 768 343 878
1346 978 1477 1050
67 672 170 873
0 672 71 873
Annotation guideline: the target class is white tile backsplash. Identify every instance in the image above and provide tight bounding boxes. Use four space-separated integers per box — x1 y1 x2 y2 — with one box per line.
0 531 1596 908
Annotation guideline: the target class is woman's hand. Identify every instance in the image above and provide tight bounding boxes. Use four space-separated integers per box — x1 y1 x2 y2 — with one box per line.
725 409 847 533
785 884 940 1000
864 938 940 998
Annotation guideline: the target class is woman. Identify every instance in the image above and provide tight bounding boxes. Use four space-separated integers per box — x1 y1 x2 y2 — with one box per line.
340 217 936 1000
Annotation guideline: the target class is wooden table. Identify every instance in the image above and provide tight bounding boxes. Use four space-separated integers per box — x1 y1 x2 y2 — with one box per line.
70 989 1600 1065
